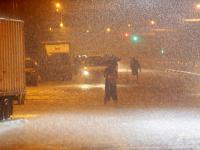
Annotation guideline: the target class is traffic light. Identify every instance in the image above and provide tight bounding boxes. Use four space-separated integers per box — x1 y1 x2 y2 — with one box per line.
131 34 141 43
124 32 129 38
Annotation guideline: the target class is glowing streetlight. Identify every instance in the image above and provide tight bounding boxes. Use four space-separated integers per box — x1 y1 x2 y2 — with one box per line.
56 3 61 9
106 27 111 33
86 29 90 33
196 4 200 9
60 22 64 28
151 20 155 25
161 48 165 55
128 23 131 27
55 2 61 12
49 27 53 32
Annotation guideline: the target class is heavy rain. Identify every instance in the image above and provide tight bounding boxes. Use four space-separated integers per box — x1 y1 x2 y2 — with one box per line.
1 0 200 149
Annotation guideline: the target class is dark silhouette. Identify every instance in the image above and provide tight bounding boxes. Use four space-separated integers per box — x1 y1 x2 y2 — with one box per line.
130 57 141 81
104 61 118 104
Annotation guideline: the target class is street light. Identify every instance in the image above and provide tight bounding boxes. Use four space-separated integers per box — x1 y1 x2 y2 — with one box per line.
55 2 62 12
106 27 111 33
56 3 61 9
60 22 64 28
151 20 155 25
128 23 131 27
196 4 200 9
161 48 165 55
49 27 53 32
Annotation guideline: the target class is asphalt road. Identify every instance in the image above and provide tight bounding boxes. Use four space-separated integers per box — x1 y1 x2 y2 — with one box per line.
1 69 200 150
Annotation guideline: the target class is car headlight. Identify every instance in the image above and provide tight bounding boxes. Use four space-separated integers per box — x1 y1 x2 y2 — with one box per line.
83 70 89 76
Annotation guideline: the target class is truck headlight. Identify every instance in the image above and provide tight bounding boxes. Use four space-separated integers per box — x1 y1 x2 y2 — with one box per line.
83 70 89 76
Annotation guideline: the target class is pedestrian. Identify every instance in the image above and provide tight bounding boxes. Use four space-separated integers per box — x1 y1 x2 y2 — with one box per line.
104 61 118 105
130 57 141 81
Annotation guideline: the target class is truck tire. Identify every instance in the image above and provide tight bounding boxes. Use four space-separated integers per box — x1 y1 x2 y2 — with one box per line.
3 98 11 120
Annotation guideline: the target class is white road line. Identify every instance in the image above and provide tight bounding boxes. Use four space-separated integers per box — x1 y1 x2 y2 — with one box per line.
166 69 200 77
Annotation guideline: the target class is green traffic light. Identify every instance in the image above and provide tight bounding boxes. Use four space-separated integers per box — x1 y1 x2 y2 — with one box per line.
131 34 140 43
133 36 138 41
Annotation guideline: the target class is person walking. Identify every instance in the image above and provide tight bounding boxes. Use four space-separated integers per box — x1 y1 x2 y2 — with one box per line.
104 61 118 104
130 57 141 81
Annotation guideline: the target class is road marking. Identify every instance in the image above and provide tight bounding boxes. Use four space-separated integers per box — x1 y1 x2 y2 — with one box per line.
166 69 200 77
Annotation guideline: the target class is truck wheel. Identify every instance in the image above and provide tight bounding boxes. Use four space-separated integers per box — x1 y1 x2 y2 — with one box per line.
4 98 11 120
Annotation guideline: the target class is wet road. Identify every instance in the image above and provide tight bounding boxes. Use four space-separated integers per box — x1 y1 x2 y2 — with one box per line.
1 69 200 150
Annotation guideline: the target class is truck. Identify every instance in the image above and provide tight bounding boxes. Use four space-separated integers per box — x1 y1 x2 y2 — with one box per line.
0 18 25 120
40 41 72 81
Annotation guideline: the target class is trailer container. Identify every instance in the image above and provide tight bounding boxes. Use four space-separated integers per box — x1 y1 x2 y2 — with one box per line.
40 41 72 81
0 18 25 120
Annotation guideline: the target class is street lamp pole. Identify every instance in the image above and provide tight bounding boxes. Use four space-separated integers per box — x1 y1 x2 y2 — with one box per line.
55 2 64 28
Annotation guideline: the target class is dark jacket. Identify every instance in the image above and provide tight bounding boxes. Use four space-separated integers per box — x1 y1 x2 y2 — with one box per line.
104 65 118 85
130 59 141 74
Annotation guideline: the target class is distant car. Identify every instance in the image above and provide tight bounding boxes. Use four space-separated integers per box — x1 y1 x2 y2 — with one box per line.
25 57 39 86
80 55 119 83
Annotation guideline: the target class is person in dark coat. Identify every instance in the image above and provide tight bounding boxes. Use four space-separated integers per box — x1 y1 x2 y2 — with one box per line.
130 57 141 81
104 61 118 104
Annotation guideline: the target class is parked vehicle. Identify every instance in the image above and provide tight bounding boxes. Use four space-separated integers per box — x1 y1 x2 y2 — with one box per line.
0 18 25 120
25 57 38 86
40 41 72 81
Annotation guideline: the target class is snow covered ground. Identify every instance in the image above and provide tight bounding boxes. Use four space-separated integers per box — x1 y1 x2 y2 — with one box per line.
1 69 200 149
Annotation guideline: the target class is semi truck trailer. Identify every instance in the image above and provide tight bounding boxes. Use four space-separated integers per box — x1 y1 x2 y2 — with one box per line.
0 18 25 120
40 41 72 81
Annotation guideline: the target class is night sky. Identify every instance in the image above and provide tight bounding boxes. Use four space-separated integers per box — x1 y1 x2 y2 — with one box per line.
1 0 200 59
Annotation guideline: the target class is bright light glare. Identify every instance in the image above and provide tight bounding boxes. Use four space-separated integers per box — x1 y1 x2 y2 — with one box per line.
60 22 64 28
151 20 155 25
196 4 200 9
49 27 52 32
56 3 61 8
184 18 200 22
106 28 111 33
83 70 89 76
124 32 129 37
132 35 140 43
